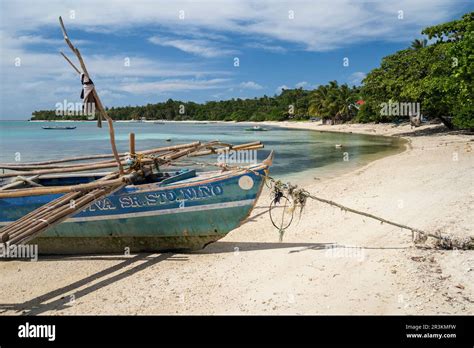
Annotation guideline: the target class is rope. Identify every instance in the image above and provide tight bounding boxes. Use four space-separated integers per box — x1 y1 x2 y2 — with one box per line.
115 151 471 250
176 159 472 250
305 192 472 249
268 195 293 241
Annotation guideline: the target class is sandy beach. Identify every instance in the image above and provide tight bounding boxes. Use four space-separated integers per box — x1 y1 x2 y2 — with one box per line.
0 122 472 315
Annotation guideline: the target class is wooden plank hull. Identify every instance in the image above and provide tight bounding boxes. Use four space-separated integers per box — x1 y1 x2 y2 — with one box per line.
0 166 267 254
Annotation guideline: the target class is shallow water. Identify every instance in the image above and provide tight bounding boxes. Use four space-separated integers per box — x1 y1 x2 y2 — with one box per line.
0 121 405 181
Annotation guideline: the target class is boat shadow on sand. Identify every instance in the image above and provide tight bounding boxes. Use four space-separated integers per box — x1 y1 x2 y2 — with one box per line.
0 253 176 315
0 241 330 315
0 241 410 315
194 241 334 254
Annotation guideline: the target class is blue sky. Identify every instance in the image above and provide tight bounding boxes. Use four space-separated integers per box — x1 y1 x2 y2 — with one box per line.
0 0 472 119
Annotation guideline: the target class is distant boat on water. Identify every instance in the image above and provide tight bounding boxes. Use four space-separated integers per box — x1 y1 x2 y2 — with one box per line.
245 125 267 131
42 126 77 130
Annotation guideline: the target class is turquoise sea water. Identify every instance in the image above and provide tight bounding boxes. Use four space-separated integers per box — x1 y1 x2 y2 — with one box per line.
0 121 404 182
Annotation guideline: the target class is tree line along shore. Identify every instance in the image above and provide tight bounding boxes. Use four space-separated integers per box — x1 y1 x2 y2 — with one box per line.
31 12 473 130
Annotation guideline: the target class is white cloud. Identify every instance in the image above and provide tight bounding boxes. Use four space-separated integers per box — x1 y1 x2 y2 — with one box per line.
13 34 90 47
0 0 464 118
0 29 230 118
295 81 309 88
149 36 237 58
239 81 263 90
0 0 461 52
118 78 230 94
348 72 366 86
276 85 289 94
247 42 287 53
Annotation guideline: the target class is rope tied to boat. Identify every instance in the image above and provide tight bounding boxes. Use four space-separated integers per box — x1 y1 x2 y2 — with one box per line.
125 153 144 171
199 163 472 250
124 152 164 172
266 175 473 250
269 180 309 241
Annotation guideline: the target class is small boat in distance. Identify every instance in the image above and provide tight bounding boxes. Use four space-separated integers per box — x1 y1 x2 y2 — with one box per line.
245 126 267 131
42 126 77 130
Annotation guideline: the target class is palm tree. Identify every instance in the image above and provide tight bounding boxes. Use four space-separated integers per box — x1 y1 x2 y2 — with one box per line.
327 80 339 90
336 85 357 121
411 38 428 49
321 81 343 122
309 82 358 123
308 85 329 117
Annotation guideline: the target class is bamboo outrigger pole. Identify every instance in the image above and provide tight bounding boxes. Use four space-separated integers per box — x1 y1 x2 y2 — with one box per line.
0 141 202 167
58 16 124 175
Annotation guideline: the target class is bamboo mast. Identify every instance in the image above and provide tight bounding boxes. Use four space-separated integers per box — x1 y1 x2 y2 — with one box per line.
58 16 124 175
129 133 136 155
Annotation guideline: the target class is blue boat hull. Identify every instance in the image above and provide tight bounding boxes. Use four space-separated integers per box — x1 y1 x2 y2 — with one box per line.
0 166 268 254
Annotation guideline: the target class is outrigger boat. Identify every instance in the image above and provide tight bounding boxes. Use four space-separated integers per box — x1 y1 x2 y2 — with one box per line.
0 151 273 254
42 126 77 130
0 17 274 254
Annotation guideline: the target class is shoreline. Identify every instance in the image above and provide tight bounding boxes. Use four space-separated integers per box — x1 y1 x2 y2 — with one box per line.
22 117 447 136
276 122 411 186
0 122 473 315
260 120 446 137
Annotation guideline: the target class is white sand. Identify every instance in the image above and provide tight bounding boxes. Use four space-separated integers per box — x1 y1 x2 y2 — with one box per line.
1 123 473 315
